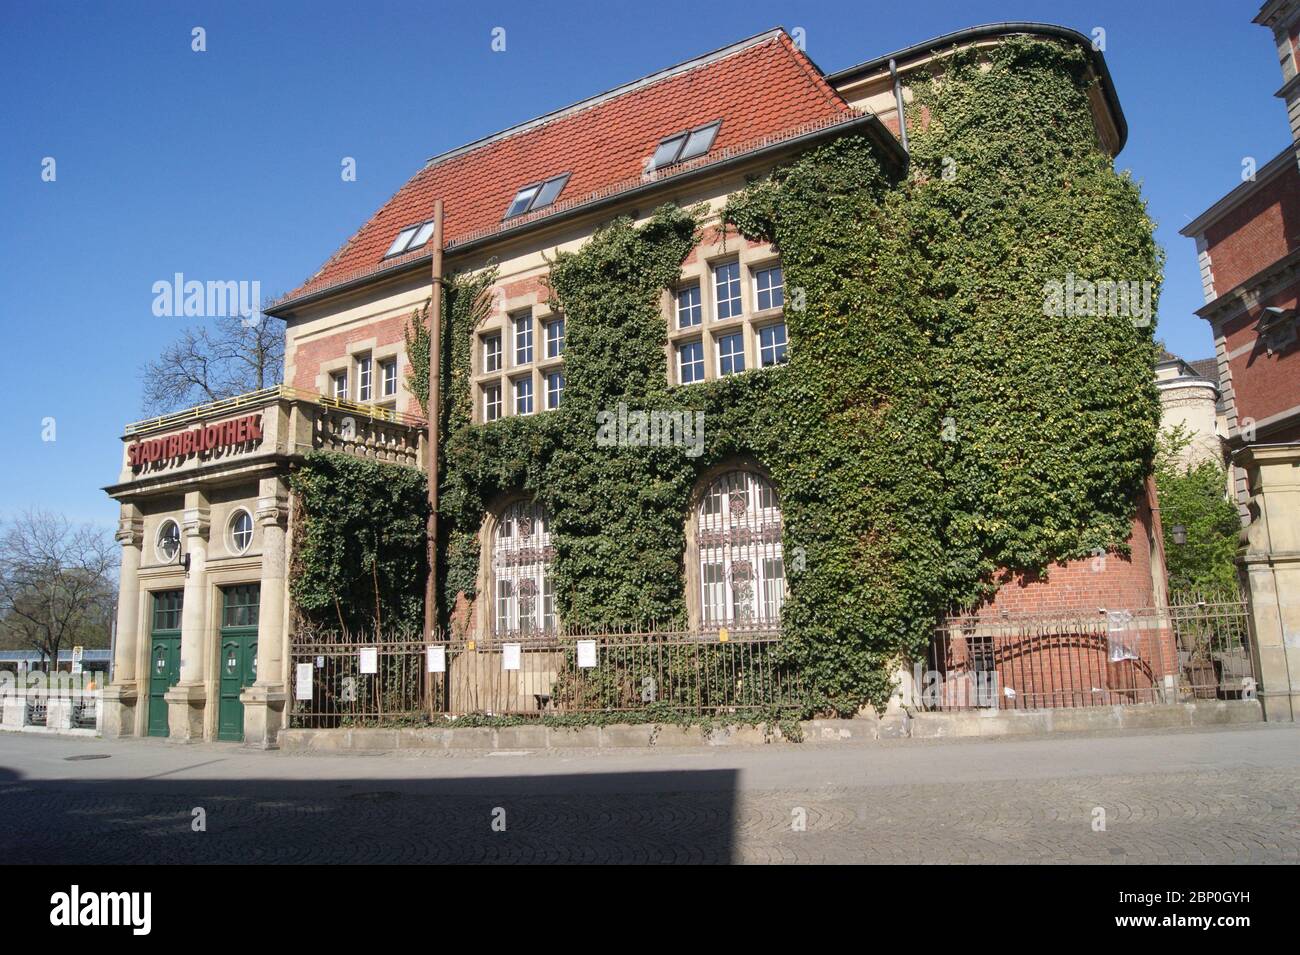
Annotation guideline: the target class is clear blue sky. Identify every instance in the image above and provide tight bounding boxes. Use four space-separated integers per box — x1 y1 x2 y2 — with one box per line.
0 0 1288 529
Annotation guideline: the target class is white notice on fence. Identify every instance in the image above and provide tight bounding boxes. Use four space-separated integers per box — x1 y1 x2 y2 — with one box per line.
502 643 522 671
427 645 446 673
359 647 378 674
577 639 597 669
295 662 313 700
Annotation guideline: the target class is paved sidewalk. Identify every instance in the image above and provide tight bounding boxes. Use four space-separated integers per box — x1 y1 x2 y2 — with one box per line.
1 724 1297 863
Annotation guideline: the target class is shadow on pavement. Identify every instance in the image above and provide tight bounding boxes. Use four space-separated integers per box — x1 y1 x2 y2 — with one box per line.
0 767 740 864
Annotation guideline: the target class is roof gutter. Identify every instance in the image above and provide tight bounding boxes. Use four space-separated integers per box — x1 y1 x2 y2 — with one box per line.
267 111 901 318
828 22 1128 153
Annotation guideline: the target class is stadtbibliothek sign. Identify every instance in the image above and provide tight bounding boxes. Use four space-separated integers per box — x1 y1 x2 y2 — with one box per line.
127 413 264 469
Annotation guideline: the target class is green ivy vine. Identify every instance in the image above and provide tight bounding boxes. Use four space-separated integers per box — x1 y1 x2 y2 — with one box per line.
296 37 1163 717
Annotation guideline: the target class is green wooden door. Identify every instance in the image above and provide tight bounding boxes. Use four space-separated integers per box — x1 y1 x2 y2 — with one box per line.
217 584 260 742
147 590 183 737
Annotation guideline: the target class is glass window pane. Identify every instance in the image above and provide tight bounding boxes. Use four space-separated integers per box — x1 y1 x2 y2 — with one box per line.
514 315 533 365
546 318 565 358
408 221 435 250
678 340 703 384
651 134 686 169
515 377 533 414
718 332 745 375
715 262 741 319
756 265 784 311
533 175 568 209
506 185 540 218
679 122 719 161
677 285 701 328
760 322 788 367
385 226 418 256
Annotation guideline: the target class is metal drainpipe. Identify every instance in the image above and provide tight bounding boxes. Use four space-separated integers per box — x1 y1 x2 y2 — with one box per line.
889 58 909 155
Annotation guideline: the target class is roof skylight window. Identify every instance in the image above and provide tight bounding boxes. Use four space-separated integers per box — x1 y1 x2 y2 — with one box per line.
385 225 420 257
650 120 721 170
385 219 437 257
504 173 571 219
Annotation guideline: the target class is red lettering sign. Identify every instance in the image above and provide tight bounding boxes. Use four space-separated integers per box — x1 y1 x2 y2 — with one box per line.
127 413 264 472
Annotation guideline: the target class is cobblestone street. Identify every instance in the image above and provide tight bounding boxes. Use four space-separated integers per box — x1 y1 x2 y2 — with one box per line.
2 724 1297 864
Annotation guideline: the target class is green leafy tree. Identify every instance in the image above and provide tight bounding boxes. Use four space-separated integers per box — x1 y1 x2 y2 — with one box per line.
1155 426 1240 597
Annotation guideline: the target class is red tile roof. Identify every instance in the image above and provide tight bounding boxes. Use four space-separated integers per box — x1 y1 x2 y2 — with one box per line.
273 30 857 311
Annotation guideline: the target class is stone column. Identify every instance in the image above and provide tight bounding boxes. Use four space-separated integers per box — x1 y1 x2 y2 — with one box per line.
241 476 290 749
1235 443 1300 722
166 491 210 741
102 503 143 738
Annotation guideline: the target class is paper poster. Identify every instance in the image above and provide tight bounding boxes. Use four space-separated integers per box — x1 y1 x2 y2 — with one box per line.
1105 610 1139 663
502 643 522 671
359 647 378 674
577 640 597 669
427 645 446 673
295 662 313 699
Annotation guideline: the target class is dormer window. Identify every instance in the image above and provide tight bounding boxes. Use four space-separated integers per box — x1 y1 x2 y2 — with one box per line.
384 219 436 257
650 120 721 170
504 174 570 219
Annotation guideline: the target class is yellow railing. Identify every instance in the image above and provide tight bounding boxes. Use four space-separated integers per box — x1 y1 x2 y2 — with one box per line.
123 385 426 435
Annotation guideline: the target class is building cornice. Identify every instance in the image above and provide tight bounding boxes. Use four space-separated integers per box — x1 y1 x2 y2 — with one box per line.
1255 0 1300 30
1180 144 1296 239
1194 244 1300 325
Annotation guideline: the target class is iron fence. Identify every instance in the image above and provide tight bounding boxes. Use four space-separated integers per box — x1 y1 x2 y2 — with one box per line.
288 624 801 728
924 599 1253 711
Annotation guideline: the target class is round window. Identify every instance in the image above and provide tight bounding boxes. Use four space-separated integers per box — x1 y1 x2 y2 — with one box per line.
157 520 181 563
230 510 254 554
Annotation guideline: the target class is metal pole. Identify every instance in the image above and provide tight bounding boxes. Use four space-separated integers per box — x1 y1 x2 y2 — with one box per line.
424 200 444 648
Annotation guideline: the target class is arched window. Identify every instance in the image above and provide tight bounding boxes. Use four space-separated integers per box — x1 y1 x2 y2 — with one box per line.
695 469 784 630
491 500 556 636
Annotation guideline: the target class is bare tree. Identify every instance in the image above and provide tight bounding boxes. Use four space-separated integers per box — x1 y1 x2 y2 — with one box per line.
0 510 118 667
140 313 284 414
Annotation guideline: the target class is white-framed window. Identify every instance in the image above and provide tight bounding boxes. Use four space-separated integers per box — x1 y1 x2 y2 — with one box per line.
678 340 704 385
483 333 502 373
385 220 435 257
717 331 745 376
544 317 565 359
714 261 742 320
759 322 788 367
483 383 502 422
514 376 534 415
754 265 784 311
381 358 398 397
695 470 784 629
331 371 348 400
357 355 373 402
677 285 702 328
156 519 181 563
514 312 534 366
546 370 564 409
229 509 254 554
492 500 556 635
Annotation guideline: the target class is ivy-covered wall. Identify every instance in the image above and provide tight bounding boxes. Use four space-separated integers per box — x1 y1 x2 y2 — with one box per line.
289 451 430 633
307 37 1162 714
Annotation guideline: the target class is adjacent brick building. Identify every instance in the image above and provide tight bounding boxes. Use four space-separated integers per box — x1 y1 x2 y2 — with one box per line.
1180 0 1300 511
